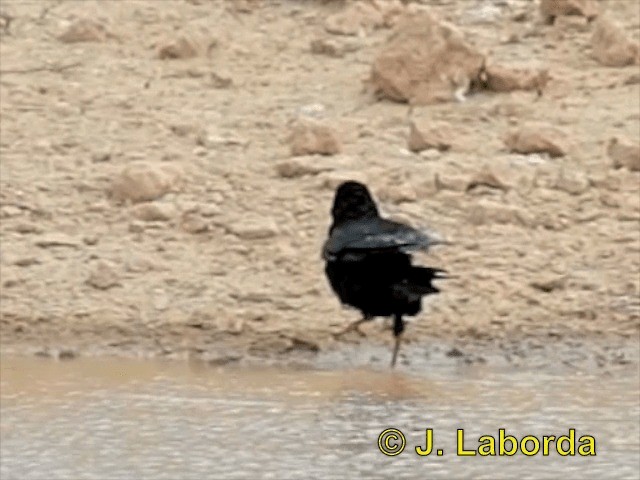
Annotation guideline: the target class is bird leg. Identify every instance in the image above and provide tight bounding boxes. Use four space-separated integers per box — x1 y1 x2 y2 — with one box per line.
391 336 402 368
390 314 405 368
333 317 368 338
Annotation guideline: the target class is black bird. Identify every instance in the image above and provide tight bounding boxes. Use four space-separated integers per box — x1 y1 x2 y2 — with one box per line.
322 181 447 367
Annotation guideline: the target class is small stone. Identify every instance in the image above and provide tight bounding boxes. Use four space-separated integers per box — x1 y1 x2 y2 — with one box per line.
468 201 529 226
419 148 442 160
1 205 23 217
14 257 40 267
209 71 233 88
286 336 320 353
158 35 202 59
530 275 566 292
12 222 41 234
181 213 209 234
91 150 112 163
83 235 99 246
208 353 242 366
289 119 341 156
57 349 77 360
539 0 598 24
275 158 330 178
504 123 569 158
228 217 279 240
153 291 170 311
466 169 510 192
377 184 418 204
131 202 176 222
128 221 145 233
483 64 549 93
310 38 343 57
607 136 640 171
407 119 454 152
35 233 80 249
324 1 385 36
553 170 590 195
110 162 182 203
58 19 113 43
446 347 464 357
87 261 120 290
199 204 221 217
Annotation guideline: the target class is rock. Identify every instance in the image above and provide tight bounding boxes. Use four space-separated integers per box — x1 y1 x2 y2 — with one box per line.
195 130 248 149
324 1 395 36
128 221 145 233
228 217 279 240
483 64 549 93
157 35 209 60
607 136 640 171
468 201 529 226
152 291 169 311
180 213 209 234
1 205 23 217
110 162 182 203
539 0 598 24
553 170 590 195
552 15 591 32
83 235 99 246
289 119 341 156
419 148 442 160
504 124 569 158
231 0 261 13
286 336 320 353
530 275 566 292
275 158 331 178
407 119 454 152
553 170 591 195
208 354 242 366
57 349 77 360
446 347 464 357
91 150 112 163
209 71 233 88
309 38 359 58
591 17 640 67
14 257 40 267
11 222 41 234
131 202 176 222
58 19 113 43
371 12 485 105
466 169 510 192
87 261 120 290
377 184 418 204
35 233 80 249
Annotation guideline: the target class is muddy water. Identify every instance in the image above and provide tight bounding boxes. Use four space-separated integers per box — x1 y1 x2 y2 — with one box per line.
1 357 639 480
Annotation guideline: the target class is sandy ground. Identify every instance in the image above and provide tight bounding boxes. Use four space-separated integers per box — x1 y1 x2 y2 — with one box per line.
0 0 638 369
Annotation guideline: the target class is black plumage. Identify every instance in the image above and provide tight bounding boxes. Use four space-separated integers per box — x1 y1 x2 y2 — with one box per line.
322 181 447 367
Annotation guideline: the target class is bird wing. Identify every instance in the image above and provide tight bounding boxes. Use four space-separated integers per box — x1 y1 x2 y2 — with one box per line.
323 216 439 261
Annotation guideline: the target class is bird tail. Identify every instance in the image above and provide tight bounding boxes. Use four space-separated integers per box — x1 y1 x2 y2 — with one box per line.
402 267 448 296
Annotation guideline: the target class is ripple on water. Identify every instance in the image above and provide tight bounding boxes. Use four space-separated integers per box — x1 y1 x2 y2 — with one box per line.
1 357 639 480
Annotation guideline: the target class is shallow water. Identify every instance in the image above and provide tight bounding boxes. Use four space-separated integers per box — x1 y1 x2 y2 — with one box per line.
1 357 639 480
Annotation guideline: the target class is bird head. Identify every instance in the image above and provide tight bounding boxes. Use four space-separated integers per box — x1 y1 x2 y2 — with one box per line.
331 181 379 225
